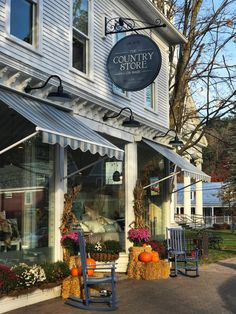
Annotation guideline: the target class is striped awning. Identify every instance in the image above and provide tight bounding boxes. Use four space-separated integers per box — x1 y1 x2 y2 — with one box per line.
0 88 124 160
143 139 211 182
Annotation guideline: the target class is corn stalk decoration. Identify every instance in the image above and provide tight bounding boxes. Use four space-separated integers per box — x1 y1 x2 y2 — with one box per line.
133 180 147 228
59 185 81 236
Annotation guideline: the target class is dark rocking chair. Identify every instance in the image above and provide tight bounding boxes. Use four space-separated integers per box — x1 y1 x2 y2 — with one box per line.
166 227 199 277
65 230 118 311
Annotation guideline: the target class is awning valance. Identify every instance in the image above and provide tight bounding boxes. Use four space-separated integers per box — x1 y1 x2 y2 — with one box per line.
143 139 211 182
0 88 124 160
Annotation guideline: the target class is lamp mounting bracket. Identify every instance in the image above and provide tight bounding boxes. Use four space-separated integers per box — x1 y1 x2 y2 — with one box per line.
105 17 166 36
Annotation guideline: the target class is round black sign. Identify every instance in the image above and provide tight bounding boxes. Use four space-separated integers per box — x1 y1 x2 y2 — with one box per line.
107 34 162 92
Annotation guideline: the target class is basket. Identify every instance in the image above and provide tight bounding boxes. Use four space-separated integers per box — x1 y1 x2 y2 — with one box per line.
90 252 119 262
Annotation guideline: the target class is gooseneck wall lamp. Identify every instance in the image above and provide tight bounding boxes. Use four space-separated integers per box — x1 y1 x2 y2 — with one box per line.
24 75 71 102
153 129 184 147
103 107 140 128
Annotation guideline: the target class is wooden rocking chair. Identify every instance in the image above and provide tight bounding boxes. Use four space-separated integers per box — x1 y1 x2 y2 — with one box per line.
166 227 199 277
65 230 118 311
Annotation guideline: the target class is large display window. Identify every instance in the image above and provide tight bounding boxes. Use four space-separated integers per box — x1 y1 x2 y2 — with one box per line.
0 136 55 265
138 142 166 237
67 148 125 249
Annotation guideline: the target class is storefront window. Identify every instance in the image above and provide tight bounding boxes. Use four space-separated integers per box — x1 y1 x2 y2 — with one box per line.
0 136 55 265
138 143 166 237
67 149 125 250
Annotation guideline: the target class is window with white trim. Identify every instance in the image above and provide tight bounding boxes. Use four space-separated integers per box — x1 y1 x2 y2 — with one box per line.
112 29 128 97
145 82 156 110
9 0 39 47
72 0 89 73
191 191 195 201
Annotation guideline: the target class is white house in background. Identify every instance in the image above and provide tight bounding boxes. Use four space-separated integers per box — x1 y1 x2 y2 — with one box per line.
168 89 210 227
176 182 233 227
0 0 211 283
177 181 224 215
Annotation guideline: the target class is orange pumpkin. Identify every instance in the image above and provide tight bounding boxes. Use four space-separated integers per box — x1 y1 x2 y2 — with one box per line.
138 251 152 263
71 266 79 277
151 251 160 262
86 258 96 277
87 269 94 277
142 243 148 248
86 258 96 269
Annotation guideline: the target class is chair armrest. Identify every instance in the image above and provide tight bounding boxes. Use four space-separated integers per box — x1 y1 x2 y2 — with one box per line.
94 267 116 271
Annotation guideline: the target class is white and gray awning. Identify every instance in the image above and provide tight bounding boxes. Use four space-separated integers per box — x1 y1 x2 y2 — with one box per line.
0 88 124 160
143 139 211 182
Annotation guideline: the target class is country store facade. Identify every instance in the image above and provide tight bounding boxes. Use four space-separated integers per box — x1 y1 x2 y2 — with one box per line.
0 0 211 287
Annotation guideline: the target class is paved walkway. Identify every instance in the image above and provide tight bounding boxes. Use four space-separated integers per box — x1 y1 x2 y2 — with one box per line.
5 258 236 314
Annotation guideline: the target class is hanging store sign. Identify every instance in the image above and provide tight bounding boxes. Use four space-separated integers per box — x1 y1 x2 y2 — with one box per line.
107 34 162 92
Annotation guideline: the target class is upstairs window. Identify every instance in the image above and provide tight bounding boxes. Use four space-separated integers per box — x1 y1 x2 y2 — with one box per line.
145 82 156 111
112 29 128 97
10 0 38 47
72 0 89 73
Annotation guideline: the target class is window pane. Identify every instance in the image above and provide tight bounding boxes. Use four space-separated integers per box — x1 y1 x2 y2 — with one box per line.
73 31 86 73
67 148 125 251
73 0 88 35
10 0 34 44
113 31 126 95
145 85 152 109
0 136 55 265
138 143 165 237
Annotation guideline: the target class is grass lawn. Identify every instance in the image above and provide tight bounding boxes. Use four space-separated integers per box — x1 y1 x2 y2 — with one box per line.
187 229 236 265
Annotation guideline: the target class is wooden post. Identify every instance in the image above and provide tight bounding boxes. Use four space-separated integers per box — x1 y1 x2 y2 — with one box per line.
202 232 208 257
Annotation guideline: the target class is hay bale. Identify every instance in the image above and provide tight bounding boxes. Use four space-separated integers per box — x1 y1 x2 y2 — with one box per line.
127 253 170 280
62 276 82 299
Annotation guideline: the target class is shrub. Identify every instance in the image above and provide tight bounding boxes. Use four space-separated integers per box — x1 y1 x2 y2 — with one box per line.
41 261 70 283
0 264 17 295
213 223 230 230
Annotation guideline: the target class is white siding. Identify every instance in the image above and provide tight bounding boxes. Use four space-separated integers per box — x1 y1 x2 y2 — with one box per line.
0 0 170 130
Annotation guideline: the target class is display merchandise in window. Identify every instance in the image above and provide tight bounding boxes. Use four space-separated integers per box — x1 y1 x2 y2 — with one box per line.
67 149 125 250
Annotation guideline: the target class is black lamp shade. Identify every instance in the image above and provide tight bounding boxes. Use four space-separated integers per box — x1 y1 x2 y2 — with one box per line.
47 90 71 102
122 117 140 128
169 135 184 147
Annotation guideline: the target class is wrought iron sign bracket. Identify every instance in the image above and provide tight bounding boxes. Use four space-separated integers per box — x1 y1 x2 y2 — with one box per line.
105 17 166 36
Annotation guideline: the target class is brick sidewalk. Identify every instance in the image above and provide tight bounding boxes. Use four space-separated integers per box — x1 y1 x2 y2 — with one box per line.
5 258 236 314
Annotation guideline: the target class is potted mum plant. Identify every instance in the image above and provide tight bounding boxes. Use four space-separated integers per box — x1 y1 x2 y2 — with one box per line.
128 227 151 247
60 232 80 256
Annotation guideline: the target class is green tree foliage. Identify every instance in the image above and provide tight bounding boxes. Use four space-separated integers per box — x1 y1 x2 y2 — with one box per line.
226 114 236 193
217 114 236 221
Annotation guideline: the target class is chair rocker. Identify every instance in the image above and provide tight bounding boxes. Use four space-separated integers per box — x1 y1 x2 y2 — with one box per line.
166 227 199 277
65 230 118 311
